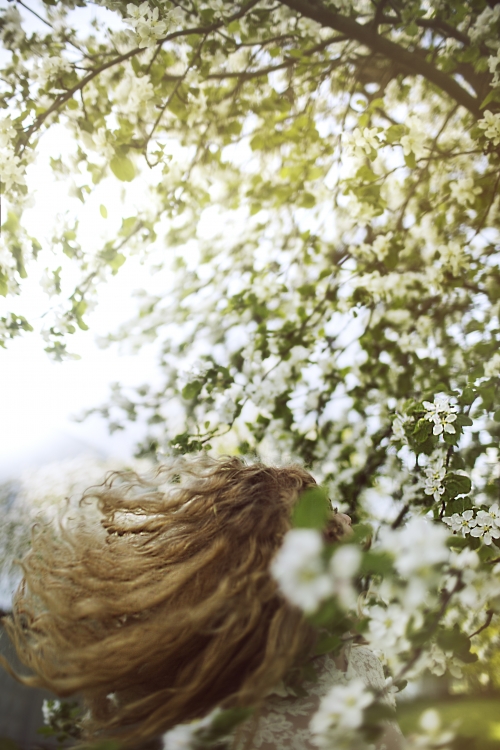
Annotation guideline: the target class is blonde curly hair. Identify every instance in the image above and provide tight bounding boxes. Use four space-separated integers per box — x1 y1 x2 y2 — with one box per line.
1 455 348 747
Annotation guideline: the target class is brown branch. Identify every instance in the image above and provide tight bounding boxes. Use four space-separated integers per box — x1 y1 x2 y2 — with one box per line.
280 0 481 117
391 503 409 529
16 0 261 155
205 33 346 79
469 609 494 639
378 13 471 47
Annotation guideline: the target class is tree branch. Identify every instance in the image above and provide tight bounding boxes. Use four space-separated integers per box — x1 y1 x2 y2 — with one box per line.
16 0 261 155
378 13 471 47
469 609 494 639
206 34 346 80
280 0 481 117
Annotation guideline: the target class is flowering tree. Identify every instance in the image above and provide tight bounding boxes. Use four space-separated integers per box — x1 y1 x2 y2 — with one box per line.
2 0 500 747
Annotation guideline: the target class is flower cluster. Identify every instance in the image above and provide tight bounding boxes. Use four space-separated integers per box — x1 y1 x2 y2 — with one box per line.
422 395 458 436
488 48 500 88
449 177 481 206
400 117 430 160
423 454 446 502
309 679 374 750
42 699 62 725
125 2 183 49
443 504 500 546
0 5 25 50
477 110 500 147
33 55 73 89
345 126 385 158
379 516 450 578
270 529 361 614
162 708 221 750
405 709 454 750
0 117 26 194
362 518 451 669
113 67 155 117
468 5 500 44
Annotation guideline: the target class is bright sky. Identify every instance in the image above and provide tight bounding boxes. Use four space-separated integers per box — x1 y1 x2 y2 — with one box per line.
0 0 169 479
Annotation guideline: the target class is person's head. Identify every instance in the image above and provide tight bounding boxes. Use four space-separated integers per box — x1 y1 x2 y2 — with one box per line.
1 455 351 747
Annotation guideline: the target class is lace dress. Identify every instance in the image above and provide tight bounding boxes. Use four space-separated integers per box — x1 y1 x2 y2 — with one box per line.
232 644 404 750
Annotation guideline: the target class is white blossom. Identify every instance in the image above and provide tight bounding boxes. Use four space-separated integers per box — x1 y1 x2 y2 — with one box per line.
477 110 500 147
405 708 454 749
162 724 199 750
33 55 73 88
40 269 60 297
162 708 221 750
423 455 446 501
449 177 481 206
367 603 410 650
401 118 429 160
270 529 333 613
81 126 115 160
488 48 500 86
310 678 373 737
437 241 470 277
0 147 26 192
470 510 500 545
126 2 182 49
114 69 155 115
0 5 25 49
42 699 61 725
392 413 408 442
442 510 477 537
448 547 480 571
0 116 16 149
487 502 500 525
379 517 449 577
329 544 361 610
468 5 500 44
346 126 385 157
422 395 458 436
484 352 500 378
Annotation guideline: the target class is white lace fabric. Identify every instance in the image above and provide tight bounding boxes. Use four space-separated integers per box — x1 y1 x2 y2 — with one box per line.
231 644 404 750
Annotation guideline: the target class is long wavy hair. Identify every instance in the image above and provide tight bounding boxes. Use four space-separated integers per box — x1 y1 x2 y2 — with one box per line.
1 455 348 747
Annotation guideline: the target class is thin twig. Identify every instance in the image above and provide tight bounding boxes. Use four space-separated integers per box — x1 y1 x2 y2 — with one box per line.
469 609 494 639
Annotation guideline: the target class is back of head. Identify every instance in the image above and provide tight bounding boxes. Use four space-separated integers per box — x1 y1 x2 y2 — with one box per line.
1 455 321 746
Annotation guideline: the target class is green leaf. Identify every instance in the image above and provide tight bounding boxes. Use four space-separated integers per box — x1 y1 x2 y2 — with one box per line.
182 381 203 400
0 272 8 296
444 473 472 498
385 124 406 144
437 625 477 662
480 87 500 110
404 151 417 168
120 216 137 234
203 707 254 741
110 252 126 273
299 192 316 208
314 633 341 655
110 155 135 182
355 164 378 182
307 598 347 627
412 418 432 443
1 210 19 233
360 551 394 576
100 204 108 218
292 486 330 529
